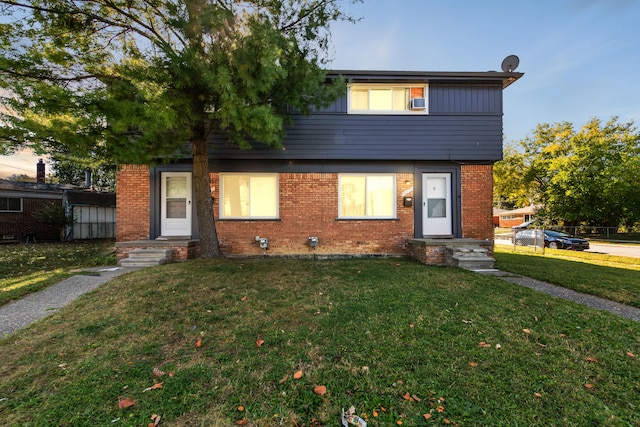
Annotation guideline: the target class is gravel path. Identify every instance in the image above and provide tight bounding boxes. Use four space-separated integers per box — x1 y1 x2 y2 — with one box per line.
480 270 640 322
0 267 138 337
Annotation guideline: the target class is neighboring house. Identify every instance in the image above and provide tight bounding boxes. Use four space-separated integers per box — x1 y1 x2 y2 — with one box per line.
498 205 538 228
116 67 523 265
0 160 116 243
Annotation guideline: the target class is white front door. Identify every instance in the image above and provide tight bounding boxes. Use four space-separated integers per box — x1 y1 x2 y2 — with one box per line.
422 173 452 237
161 172 192 237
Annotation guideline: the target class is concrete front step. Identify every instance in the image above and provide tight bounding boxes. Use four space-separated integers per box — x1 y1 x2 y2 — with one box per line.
118 248 172 267
446 245 495 270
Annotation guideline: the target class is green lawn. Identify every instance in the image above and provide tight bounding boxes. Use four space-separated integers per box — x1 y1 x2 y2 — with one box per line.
0 241 116 306
494 246 640 308
1 258 638 426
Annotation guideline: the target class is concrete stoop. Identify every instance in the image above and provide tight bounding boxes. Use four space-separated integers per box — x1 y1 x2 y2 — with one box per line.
118 248 173 268
446 245 495 271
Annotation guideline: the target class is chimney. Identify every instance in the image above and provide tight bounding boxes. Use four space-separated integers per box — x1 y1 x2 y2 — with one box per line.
36 159 45 183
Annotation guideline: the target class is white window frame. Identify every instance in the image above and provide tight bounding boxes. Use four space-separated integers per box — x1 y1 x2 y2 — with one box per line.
0 197 22 212
219 173 279 219
338 173 396 219
347 83 428 115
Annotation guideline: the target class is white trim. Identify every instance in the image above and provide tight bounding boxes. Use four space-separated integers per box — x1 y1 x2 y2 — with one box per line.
338 173 397 219
219 173 279 220
347 83 429 115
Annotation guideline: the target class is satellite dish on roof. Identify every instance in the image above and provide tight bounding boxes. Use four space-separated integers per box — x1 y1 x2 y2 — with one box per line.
501 55 520 72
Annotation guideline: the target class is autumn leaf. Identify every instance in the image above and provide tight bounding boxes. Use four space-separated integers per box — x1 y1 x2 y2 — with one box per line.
423 413 432 420
586 357 598 363
373 411 379 417
437 405 445 413
469 362 478 368
584 383 595 389
396 421 403 425
117 397 135 409
236 418 247 425
534 392 542 398
478 341 491 348
523 329 531 334
313 385 327 395
240 296 248 301
238 406 244 411
293 370 303 380
153 367 165 377
278 374 289 384
409 323 414 328
627 351 636 358
256 339 265 348
143 382 163 392
402 392 411 400
148 414 161 427
195 338 202 348
412 394 422 402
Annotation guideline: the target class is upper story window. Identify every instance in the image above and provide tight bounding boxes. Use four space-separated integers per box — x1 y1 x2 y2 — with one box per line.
0 197 22 212
220 173 278 219
348 84 428 114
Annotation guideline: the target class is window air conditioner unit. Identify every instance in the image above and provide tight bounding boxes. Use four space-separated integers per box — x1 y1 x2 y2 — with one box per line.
410 98 426 110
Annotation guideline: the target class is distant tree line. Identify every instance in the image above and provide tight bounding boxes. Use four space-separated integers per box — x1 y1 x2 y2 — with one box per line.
494 117 640 228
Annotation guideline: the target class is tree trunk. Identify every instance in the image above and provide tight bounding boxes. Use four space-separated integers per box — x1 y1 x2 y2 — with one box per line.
192 137 223 258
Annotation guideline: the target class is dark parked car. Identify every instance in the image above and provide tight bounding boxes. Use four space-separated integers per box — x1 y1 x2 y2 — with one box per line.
514 229 590 250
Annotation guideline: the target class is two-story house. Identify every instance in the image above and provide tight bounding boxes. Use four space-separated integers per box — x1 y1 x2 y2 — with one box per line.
115 68 523 265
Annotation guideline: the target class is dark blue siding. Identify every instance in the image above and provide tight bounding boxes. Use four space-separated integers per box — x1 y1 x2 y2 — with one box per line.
208 83 505 162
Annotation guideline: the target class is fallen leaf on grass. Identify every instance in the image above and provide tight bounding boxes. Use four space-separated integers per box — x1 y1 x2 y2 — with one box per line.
256 339 265 348
143 382 163 392
523 329 531 334
584 383 595 389
195 338 202 348
586 357 598 363
236 418 247 425
293 370 303 380
423 413 432 420
534 392 542 398
148 414 161 427
627 351 636 358
153 368 165 377
469 362 478 368
117 397 135 409
373 411 379 417
412 394 422 402
437 405 445 413
478 342 491 348
278 374 289 384
240 296 248 301
313 385 326 395
238 406 244 411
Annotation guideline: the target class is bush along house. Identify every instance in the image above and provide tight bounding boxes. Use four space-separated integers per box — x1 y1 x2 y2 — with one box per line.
116 65 523 269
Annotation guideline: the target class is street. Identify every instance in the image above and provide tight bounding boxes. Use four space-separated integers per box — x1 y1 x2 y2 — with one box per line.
494 237 640 259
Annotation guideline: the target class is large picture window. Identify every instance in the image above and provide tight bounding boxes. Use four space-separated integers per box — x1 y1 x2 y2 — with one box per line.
348 84 428 114
0 197 22 212
220 174 278 219
339 174 396 219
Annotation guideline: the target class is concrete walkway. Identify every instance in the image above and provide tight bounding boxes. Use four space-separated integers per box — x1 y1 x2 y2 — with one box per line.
479 270 640 322
0 267 139 337
1 266 638 339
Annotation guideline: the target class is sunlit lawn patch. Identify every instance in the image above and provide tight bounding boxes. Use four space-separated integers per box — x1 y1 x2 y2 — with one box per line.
0 241 116 305
494 247 640 307
0 258 638 426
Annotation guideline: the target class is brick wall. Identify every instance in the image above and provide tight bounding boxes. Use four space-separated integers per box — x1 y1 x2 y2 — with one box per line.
0 198 62 242
212 172 415 256
461 165 493 240
116 164 150 241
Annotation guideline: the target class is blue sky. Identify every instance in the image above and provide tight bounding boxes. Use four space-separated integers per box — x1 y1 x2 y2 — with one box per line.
1 0 639 177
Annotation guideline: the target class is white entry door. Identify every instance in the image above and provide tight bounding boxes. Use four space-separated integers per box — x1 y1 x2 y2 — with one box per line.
161 172 192 237
422 173 452 237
